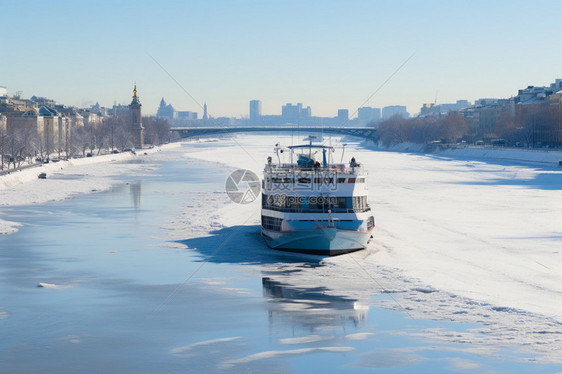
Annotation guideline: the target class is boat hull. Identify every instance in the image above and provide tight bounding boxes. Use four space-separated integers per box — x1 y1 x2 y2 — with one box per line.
261 227 372 256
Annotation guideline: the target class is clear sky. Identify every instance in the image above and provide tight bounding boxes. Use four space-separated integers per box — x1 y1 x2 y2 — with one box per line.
2 0 562 118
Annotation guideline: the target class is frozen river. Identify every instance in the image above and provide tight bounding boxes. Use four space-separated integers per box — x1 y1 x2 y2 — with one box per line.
1 135 562 373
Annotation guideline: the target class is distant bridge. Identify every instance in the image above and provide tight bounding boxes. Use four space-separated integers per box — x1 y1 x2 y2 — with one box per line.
170 126 376 139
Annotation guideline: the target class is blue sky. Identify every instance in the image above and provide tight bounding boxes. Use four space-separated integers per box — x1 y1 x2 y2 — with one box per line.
2 0 562 117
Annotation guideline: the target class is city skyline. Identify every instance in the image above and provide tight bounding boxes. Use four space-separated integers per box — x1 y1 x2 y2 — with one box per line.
2 0 562 117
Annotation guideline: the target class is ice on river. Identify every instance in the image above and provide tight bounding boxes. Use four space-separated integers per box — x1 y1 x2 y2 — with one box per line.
2 133 562 364
179 134 562 363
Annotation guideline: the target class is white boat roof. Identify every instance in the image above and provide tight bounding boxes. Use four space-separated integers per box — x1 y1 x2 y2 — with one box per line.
287 144 334 150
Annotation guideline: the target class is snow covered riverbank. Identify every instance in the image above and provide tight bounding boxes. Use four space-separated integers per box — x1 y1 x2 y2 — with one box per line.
0 143 181 235
377 141 562 166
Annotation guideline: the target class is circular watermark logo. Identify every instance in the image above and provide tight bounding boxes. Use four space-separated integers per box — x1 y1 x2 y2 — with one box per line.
225 169 261 204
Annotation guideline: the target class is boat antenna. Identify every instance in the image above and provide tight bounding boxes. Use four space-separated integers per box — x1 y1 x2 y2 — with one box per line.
327 139 330 165
340 143 347 163
291 125 294 147
304 135 317 158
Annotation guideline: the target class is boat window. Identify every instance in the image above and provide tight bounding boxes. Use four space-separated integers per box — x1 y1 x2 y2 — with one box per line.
367 216 375 230
274 195 286 207
289 196 301 211
352 196 368 210
337 178 346 183
347 178 356 183
262 194 369 213
308 196 319 210
268 176 295 192
334 197 347 208
356 178 365 183
271 177 294 183
262 215 283 232
298 219 354 222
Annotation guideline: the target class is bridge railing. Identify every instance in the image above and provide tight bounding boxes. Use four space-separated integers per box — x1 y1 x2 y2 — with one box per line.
170 126 377 139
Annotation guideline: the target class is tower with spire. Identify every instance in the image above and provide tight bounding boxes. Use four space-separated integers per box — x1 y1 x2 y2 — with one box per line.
129 84 144 148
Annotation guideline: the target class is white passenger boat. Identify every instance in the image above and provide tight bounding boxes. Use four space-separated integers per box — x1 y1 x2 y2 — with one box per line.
261 138 375 255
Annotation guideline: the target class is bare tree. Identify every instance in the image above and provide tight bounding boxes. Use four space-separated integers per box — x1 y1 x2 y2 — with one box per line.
60 114 172 158
115 125 134 150
377 116 413 146
69 125 90 157
10 124 37 168
142 116 170 145
0 126 8 170
42 122 56 161
376 112 469 146
438 112 468 143
495 112 520 145
498 105 559 147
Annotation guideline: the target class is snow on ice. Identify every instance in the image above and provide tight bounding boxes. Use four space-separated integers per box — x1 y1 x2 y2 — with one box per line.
182 134 562 363
2 134 562 363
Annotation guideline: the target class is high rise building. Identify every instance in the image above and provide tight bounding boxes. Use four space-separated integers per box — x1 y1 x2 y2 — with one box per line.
337 109 349 122
203 102 208 120
176 111 198 120
281 102 311 123
282 103 299 122
301 106 311 118
382 105 409 120
358 106 381 124
249 100 261 122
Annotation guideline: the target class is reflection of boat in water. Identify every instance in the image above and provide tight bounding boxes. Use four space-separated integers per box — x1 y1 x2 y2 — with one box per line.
261 138 375 256
262 277 369 327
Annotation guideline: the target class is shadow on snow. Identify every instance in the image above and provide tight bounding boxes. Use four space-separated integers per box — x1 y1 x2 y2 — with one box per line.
445 171 562 190
175 225 324 266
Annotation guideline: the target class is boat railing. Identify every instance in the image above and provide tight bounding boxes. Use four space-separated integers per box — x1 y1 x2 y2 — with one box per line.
265 163 363 175
261 206 371 214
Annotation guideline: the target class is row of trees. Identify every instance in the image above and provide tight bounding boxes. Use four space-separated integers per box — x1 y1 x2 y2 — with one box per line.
375 105 561 148
0 123 39 169
495 106 560 147
0 116 173 171
376 112 469 146
88 116 173 154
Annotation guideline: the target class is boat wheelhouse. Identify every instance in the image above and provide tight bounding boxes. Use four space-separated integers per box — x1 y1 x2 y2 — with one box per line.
261 139 375 255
